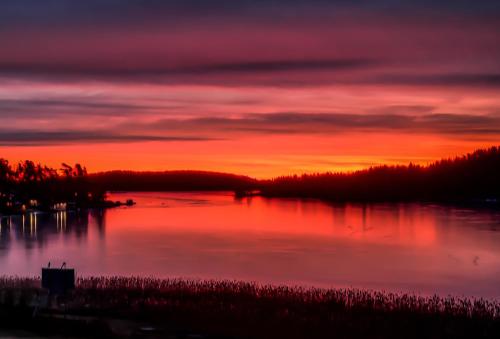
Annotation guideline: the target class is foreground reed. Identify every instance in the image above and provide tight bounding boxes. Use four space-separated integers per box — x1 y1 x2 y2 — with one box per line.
1 276 499 338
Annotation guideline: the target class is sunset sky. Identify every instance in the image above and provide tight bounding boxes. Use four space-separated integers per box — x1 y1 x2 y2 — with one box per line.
1 1 500 177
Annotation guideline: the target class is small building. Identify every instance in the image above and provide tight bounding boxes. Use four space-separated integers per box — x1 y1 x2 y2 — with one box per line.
52 202 67 211
41 264 75 295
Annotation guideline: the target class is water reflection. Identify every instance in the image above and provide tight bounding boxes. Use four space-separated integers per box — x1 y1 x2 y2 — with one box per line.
0 192 500 299
0 209 105 252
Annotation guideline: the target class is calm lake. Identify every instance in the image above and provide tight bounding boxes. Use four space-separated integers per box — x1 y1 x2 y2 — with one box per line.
1 192 500 298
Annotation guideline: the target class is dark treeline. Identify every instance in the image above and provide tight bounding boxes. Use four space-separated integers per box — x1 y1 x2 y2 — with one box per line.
2 146 500 211
91 147 500 203
260 146 500 202
0 160 106 213
88 170 258 192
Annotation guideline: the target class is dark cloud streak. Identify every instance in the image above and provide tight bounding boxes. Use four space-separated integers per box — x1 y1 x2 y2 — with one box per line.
0 99 181 117
3 62 500 88
129 112 500 136
376 74 500 87
181 59 379 73
0 130 214 146
3 113 500 146
0 58 379 77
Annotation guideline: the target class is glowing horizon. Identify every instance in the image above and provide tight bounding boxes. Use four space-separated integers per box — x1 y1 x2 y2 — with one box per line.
1 141 497 179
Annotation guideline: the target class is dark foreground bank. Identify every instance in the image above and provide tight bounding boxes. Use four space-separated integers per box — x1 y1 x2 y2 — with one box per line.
0 277 499 339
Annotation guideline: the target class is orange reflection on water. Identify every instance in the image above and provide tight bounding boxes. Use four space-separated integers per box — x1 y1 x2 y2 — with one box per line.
106 193 438 246
1 192 500 298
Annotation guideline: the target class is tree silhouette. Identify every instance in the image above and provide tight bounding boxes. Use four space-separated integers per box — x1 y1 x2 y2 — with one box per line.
259 146 500 202
61 163 73 178
1 146 500 214
0 160 105 213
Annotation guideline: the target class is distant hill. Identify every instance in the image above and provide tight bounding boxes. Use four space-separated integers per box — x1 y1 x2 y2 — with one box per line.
259 146 500 202
88 170 258 192
87 147 500 203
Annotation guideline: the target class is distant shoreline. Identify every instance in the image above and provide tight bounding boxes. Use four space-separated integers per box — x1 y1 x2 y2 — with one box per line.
0 199 135 217
89 146 500 204
2 146 500 215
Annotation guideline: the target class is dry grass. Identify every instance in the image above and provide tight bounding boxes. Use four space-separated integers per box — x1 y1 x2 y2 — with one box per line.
1 276 499 338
